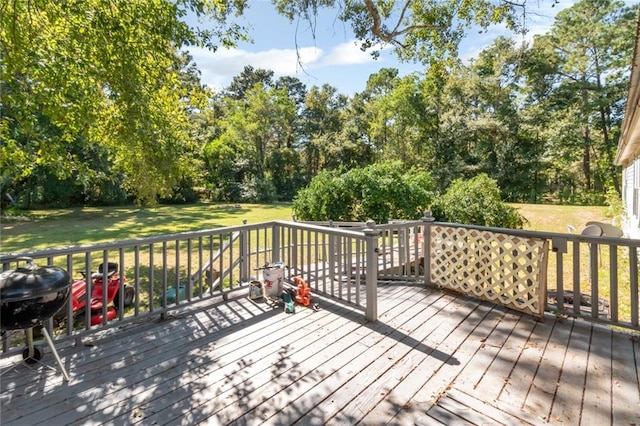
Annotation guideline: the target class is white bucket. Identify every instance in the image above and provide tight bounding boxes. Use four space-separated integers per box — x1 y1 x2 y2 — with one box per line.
262 263 285 297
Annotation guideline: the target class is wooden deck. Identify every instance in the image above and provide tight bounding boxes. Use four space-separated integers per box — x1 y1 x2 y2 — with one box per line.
1 283 639 425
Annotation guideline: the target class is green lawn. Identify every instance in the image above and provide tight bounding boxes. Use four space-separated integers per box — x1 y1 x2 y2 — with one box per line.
1 202 612 254
2 202 629 322
0 203 294 254
510 203 610 233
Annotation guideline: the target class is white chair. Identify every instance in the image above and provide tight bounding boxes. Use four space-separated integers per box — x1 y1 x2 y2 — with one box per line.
581 224 603 269
581 224 603 237
585 221 623 238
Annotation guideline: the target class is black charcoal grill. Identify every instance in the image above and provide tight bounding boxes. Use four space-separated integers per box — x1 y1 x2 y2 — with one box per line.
0 257 71 380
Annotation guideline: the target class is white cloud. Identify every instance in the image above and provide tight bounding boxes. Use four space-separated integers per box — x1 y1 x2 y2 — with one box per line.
186 39 389 91
184 0 596 93
320 40 384 66
186 45 324 90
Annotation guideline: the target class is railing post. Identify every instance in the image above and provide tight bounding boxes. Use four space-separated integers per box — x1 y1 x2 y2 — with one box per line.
422 211 435 287
589 240 599 318
328 220 336 285
551 237 567 312
240 219 249 282
630 247 638 327
272 222 281 263
363 220 380 321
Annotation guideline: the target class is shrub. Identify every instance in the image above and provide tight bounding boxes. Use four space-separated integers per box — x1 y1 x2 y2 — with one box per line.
293 161 434 223
431 174 525 229
604 185 624 218
292 170 354 221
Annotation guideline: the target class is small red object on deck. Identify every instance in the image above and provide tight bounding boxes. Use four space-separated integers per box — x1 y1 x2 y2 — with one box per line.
293 276 312 307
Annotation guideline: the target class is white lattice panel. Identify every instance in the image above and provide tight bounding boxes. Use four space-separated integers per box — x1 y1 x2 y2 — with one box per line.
430 226 549 317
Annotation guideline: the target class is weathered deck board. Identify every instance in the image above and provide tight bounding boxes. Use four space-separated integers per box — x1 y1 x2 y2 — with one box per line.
582 324 613 425
522 316 573 421
445 388 540 426
7 302 276 423
101 304 350 424
611 332 640 425
334 295 475 423
312 292 469 423
213 286 439 425
548 320 592 424
471 312 530 403
1 283 639 426
388 305 545 425
91 287 390 425
141 298 386 424
498 316 554 410
362 301 499 423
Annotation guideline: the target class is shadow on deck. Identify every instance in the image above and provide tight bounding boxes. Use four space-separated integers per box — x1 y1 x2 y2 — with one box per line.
1 284 639 425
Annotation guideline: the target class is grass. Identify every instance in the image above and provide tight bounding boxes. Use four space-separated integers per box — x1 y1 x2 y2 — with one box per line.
511 204 635 325
510 203 609 233
0 202 294 254
1 202 611 254
511 204 616 267
0 203 295 327
2 202 632 327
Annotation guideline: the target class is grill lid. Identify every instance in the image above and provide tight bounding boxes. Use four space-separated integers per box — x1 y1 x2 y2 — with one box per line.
0 257 70 303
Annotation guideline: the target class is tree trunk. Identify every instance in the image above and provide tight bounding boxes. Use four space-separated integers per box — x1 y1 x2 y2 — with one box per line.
582 123 591 191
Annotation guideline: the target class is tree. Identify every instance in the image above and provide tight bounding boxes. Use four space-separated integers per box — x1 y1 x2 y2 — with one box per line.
530 0 638 199
204 83 300 201
339 93 378 168
365 72 433 168
274 0 522 63
463 37 540 201
360 68 398 158
1 0 534 206
226 66 275 100
275 76 308 110
1 1 247 204
202 128 250 201
301 84 348 177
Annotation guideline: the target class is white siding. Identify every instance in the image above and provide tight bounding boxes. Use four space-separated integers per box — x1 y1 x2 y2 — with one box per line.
623 161 640 239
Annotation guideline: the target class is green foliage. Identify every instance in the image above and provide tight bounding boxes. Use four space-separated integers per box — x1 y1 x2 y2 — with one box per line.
1 1 247 205
291 171 350 221
573 190 607 206
275 0 520 64
202 83 302 202
301 84 348 177
1 0 634 210
267 148 306 201
160 178 201 205
239 176 277 203
431 174 525 229
529 0 638 197
292 161 434 223
226 66 275 99
604 185 624 218
202 130 250 201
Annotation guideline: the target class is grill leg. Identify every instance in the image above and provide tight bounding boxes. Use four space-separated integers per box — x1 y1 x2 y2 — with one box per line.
25 328 35 358
41 328 70 382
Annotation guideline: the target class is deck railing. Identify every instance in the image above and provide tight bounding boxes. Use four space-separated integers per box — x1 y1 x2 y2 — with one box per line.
0 220 378 356
360 213 640 329
2 215 639 357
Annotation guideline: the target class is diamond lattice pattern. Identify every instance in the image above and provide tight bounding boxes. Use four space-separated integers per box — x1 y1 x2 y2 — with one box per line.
430 226 549 317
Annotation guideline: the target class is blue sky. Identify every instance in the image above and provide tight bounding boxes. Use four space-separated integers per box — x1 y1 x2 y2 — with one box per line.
184 0 588 95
